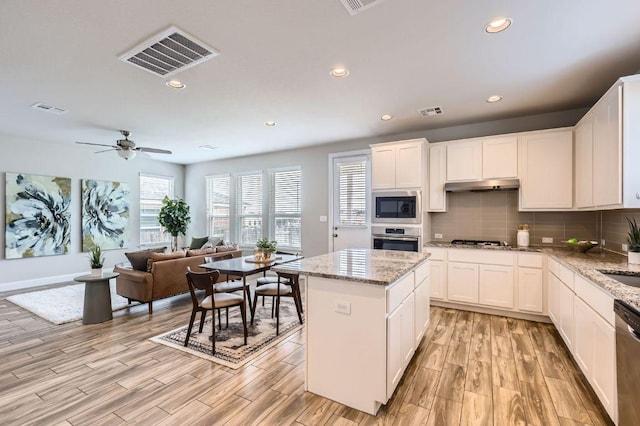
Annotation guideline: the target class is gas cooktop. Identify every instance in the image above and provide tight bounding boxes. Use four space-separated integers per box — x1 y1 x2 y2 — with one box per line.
450 239 505 247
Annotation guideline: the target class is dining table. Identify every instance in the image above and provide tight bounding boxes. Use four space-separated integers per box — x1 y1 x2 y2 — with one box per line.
199 253 302 321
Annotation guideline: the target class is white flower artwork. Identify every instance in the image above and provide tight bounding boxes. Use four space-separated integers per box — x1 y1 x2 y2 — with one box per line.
5 173 71 258
81 179 130 251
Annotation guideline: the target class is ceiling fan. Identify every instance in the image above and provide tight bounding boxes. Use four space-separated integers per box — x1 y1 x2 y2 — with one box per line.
76 130 172 160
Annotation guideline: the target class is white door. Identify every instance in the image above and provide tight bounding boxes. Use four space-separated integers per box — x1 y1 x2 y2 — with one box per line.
329 152 371 252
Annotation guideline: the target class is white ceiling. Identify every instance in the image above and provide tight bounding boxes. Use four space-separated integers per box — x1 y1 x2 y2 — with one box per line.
1 1 640 165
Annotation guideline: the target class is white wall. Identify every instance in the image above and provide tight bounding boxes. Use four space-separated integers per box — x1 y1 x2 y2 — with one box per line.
0 133 185 290
185 107 589 258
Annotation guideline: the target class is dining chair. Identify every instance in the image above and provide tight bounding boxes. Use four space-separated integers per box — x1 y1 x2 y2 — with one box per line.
184 267 247 354
255 251 301 315
251 270 303 335
212 253 253 327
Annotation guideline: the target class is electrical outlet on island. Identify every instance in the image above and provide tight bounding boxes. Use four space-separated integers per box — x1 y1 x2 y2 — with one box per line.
542 237 553 244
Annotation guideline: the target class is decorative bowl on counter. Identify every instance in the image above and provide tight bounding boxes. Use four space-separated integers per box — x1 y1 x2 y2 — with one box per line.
564 240 599 253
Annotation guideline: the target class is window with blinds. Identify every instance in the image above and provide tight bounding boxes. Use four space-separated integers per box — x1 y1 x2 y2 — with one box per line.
335 158 367 226
205 174 231 242
139 174 174 245
235 172 263 245
269 167 301 249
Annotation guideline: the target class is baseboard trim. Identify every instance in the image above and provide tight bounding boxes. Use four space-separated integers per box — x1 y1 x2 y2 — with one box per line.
430 300 551 323
0 267 115 292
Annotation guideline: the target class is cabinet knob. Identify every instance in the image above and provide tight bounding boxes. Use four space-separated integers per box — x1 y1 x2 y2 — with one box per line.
636 192 640 200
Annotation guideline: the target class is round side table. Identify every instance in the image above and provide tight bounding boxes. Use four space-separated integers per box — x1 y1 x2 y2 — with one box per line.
74 272 119 325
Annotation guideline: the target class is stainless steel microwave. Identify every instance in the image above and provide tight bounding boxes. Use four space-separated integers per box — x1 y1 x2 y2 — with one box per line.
372 191 421 224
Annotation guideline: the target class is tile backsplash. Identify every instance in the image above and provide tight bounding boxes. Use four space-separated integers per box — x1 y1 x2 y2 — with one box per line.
601 209 640 253
430 191 599 246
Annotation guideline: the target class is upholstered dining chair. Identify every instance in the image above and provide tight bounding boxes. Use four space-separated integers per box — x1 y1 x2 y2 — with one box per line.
184 267 247 354
255 251 302 315
250 270 303 335
212 253 253 327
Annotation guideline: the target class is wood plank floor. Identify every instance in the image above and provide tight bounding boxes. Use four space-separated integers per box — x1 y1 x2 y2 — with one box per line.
0 285 613 425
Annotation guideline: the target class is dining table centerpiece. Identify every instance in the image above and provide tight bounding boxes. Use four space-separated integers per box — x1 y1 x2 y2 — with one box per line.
254 238 277 262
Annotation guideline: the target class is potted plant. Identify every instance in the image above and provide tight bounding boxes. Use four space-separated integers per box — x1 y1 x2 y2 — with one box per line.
255 238 277 261
89 245 105 277
627 217 640 264
158 196 191 252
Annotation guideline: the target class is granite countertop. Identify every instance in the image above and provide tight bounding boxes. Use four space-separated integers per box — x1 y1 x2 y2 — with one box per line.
271 248 430 286
548 249 640 311
424 241 640 311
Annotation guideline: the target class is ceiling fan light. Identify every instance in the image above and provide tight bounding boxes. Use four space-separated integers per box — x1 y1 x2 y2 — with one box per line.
117 149 136 160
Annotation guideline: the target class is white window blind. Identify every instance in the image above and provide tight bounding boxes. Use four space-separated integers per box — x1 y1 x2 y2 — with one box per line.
206 174 231 242
139 174 174 245
269 167 301 250
336 158 367 226
235 172 263 246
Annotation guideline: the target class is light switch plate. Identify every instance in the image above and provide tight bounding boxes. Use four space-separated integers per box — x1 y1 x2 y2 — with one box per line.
319 216 327 222
335 301 351 315
434 233 443 239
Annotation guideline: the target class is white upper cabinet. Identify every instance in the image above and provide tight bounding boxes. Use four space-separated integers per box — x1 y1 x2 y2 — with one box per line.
574 114 594 209
482 136 518 179
574 75 640 210
593 83 622 207
446 139 482 181
371 139 425 190
518 129 573 210
428 143 447 212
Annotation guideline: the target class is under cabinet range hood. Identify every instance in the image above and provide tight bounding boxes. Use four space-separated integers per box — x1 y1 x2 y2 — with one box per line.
444 179 520 192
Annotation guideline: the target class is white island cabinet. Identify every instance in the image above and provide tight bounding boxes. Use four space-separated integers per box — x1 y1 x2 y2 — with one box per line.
272 248 430 415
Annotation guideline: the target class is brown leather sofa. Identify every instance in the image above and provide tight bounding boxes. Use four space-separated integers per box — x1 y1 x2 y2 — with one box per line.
114 249 242 314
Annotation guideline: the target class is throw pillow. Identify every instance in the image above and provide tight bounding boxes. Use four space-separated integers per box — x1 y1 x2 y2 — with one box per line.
189 236 209 250
147 251 186 272
125 247 166 271
216 244 239 253
186 248 216 257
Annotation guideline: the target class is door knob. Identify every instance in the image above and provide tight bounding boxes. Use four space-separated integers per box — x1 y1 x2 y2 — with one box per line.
333 233 338 238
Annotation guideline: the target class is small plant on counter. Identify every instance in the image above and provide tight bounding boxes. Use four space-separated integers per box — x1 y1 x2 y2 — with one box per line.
627 217 640 252
89 245 105 269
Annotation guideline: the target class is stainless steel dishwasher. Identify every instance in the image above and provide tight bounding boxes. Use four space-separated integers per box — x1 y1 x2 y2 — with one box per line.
614 299 640 425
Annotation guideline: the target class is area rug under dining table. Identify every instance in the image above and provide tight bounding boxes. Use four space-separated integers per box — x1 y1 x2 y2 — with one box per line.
151 301 304 369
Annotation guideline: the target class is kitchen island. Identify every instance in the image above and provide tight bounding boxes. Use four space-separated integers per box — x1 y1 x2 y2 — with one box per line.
272 248 430 415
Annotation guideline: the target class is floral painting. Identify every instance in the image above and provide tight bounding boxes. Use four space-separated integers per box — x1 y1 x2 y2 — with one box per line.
81 179 130 251
5 173 71 258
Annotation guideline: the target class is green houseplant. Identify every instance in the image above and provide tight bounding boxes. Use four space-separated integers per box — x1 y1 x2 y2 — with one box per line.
255 238 277 261
158 196 191 252
627 217 640 264
88 245 105 276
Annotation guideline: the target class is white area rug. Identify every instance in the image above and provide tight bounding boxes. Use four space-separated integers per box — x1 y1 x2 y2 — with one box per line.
7 282 130 325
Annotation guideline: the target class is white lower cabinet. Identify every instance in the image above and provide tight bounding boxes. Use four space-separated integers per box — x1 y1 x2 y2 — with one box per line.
414 276 430 347
548 262 617 424
386 292 415 399
478 264 514 309
518 267 543 313
430 261 446 300
557 279 575 351
447 262 479 303
547 272 559 325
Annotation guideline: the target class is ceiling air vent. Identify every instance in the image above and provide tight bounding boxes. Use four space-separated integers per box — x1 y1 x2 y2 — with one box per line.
418 106 443 117
339 0 386 15
31 102 68 115
119 26 220 77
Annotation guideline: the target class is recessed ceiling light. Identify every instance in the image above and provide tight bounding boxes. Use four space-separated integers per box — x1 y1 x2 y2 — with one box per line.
487 95 503 103
265 121 277 127
165 80 186 89
380 114 393 121
485 17 512 33
330 66 350 78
